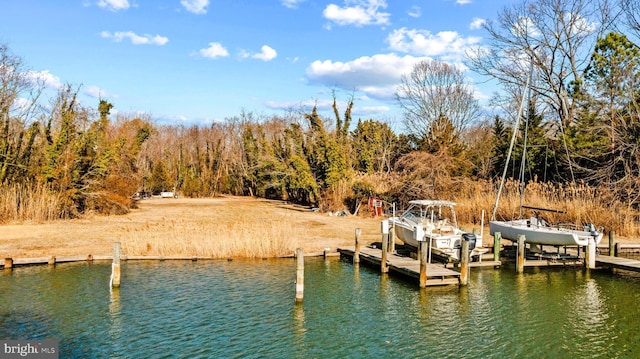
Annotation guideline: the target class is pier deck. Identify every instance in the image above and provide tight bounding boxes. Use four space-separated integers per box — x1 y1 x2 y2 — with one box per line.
596 255 640 272
339 246 462 286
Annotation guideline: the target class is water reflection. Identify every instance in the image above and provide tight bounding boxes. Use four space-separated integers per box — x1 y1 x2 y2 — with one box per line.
2 259 640 358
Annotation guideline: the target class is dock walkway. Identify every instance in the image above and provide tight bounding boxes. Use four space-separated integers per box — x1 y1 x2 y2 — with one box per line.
596 255 640 272
339 246 462 286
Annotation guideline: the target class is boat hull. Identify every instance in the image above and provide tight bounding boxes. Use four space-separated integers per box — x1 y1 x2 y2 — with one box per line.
490 220 602 247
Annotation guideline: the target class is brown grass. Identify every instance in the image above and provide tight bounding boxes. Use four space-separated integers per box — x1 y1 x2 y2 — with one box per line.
453 179 640 239
0 196 382 259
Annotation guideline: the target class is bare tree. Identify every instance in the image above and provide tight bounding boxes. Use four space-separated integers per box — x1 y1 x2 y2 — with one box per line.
466 0 615 128
395 59 479 150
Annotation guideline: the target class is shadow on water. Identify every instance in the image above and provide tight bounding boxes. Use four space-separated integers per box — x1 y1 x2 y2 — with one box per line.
2 258 640 357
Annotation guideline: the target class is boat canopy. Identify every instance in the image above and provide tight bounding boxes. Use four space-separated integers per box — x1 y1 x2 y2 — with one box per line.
408 200 457 207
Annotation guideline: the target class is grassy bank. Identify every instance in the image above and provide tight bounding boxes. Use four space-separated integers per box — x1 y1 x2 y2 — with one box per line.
0 196 382 259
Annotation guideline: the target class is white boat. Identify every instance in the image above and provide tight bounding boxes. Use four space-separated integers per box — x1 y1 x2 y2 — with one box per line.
489 59 604 249
389 200 488 261
490 215 603 247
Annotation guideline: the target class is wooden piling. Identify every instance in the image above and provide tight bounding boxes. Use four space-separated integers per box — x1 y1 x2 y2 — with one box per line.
493 232 501 262
516 235 525 274
354 228 361 264
388 222 395 254
586 237 596 269
295 248 304 303
48 256 56 266
615 242 621 257
609 231 615 257
419 240 428 288
381 221 389 273
381 234 389 274
111 242 121 288
459 238 470 286
4 258 13 269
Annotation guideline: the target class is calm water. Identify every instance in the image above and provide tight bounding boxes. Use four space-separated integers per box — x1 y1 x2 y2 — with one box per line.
2 257 640 358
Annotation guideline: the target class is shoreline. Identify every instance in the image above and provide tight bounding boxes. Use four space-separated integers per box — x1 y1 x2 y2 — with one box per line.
0 196 382 259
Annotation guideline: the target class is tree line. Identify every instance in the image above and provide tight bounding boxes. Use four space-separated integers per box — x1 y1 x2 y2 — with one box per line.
2 0 640 224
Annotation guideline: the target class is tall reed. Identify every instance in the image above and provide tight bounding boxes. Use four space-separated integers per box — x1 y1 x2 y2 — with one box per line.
453 179 640 237
0 183 64 223
119 202 300 258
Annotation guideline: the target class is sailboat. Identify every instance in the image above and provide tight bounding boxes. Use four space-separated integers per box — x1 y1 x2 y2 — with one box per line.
488 58 603 248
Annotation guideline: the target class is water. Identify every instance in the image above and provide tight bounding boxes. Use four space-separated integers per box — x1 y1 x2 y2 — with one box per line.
2 258 640 358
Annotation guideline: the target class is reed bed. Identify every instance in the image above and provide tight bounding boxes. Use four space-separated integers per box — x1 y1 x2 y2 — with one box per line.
453 179 640 237
0 197 382 259
0 182 64 223
120 213 298 259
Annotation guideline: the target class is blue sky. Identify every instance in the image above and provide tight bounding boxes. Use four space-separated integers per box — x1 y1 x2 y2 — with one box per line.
1 0 515 128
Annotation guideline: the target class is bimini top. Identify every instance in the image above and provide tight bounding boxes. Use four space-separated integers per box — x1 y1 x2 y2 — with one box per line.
408 200 457 207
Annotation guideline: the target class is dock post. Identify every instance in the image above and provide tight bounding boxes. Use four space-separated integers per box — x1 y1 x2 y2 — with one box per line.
354 228 361 264
389 222 395 254
48 256 56 266
516 235 525 274
111 242 121 288
586 237 596 269
419 241 428 287
493 232 501 262
615 242 621 257
459 237 470 286
295 248 304 303
609 231 615 257
4 258 13 270
381 221 389 273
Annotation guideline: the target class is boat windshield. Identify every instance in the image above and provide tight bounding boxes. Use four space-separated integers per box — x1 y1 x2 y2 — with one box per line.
402 202 457 227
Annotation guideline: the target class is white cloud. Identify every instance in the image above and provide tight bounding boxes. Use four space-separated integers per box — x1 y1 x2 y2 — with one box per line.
97 0 129 11
407 6 421 18
323 0 390 27
386 27 481 60
84 85 118 99
101 31 169 45
181 0 209 14
456 0 472 4
26 70 62 89
353 105 390 116
282 0 305 9
199 42 229 59
470 17 486 30
252 45 278 61
306 53 426 100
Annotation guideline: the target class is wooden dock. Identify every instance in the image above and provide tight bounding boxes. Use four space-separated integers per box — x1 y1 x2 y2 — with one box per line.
596 255 640 272
339 246 462 286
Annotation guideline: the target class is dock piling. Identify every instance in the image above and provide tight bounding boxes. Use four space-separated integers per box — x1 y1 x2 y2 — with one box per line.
48 256 55 266
111 242 121 288
609 231 615 257
459 238 470 286
493 232 501 262
354 228 361 264
516 235 525 274
586 237 596 269
419 241 428 288
4 258 13 270
295 248 304 303
381 221 389 273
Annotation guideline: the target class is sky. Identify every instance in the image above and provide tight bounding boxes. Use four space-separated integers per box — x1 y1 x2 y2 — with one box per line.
1 0 517 129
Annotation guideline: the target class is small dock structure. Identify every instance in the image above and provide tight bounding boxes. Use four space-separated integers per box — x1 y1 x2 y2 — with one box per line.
339 245 500 286
595 255 640 272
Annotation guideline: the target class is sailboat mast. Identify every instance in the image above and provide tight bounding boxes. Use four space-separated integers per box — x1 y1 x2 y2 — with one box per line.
491 57 536 221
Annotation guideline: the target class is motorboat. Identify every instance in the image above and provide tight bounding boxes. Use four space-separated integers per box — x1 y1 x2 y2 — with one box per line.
389 200 488 261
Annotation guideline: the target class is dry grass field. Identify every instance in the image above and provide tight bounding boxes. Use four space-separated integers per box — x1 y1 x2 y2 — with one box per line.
0 196 383 259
